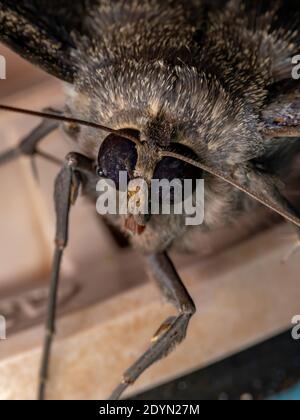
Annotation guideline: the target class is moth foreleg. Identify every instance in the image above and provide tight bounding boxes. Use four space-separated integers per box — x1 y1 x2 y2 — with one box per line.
261 90 300 138
0 118 59 166
263 124 300 138
38 152 94 400
109 252 196 400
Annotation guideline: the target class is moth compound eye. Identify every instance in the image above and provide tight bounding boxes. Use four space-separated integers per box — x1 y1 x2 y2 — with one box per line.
97 130 138 190
154 144 202 183
153 144 202 203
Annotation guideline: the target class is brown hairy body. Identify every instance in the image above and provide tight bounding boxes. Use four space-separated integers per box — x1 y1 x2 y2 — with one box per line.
62 0 300 253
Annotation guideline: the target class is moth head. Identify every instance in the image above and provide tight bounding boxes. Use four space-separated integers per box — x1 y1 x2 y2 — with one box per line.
96 127 202 236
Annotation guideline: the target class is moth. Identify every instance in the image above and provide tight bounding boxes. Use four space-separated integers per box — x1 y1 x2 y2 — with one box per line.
0 0 300 400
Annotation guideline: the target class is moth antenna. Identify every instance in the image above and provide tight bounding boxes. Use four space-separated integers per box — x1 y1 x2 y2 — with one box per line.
161 151 300 228
0 104 140 145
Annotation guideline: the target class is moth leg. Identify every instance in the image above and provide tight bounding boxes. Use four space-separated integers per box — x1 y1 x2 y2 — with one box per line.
261 88 300 138
263 124 300 138
109 252 196 400
0 119 59 166
38 152 94 400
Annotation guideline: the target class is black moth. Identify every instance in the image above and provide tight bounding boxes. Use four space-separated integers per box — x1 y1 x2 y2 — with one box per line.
0 0 300 400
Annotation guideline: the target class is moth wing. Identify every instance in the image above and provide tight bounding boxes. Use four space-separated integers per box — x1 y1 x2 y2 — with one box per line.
257 0 300 136
0 0 98 82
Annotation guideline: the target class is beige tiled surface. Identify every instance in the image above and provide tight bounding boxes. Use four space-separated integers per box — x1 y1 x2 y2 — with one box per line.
0 224 299 400
0 45 50 98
